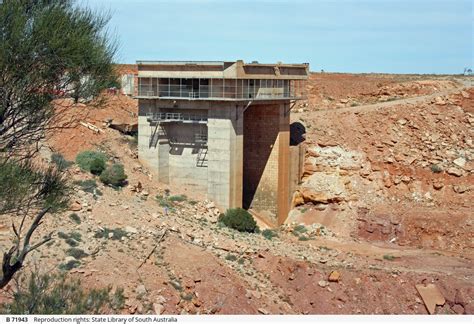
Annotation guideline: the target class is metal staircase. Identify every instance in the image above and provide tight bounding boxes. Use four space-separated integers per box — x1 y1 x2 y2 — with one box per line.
196 147 208 167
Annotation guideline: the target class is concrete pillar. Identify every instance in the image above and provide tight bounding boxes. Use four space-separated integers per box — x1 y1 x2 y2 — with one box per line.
157 138 170 184
277 103 290 225
138 101 160 173
207 103 243 211
243 102 291 227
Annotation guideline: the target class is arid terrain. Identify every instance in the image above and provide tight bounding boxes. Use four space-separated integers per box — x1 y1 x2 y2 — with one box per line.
0 72 472 315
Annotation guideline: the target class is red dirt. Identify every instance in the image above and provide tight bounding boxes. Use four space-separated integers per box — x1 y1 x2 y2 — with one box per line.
1 72 472 315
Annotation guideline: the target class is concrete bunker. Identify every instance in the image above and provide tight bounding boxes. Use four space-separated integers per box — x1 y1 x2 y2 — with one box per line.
136 60 309 227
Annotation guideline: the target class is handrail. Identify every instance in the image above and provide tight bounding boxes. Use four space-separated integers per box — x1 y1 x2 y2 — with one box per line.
137 85 297 99
136 78 306 100
146 112 208 123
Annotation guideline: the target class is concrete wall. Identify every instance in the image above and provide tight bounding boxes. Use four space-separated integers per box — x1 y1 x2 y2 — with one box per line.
138 98 295 226
243 103 290 226
138 100 209 192
166 122 208 190
138 100 160 172
207 103 243 210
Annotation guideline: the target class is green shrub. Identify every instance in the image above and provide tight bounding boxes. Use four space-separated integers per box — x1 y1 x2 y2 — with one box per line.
1 273 125 314
58 232 69 240
69 213 81 224
94 227 127 241
58 260 81 271
65 238 79 247
69 232 82 242
99 164 127 187
58 231 82 245
262 229 278 240
51 153 73 171
73 180 102 198
89 159 106 175
155 195 174 209
75 151 107 174
430 164 443 173
225 254 237 261
293 224 308 234
383 254 396 261
218 208 259 233
66 248 88 259
169 194 187 202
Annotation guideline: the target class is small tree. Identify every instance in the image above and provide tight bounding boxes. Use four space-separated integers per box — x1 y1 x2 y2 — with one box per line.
0 0 118 289
0 159 69 288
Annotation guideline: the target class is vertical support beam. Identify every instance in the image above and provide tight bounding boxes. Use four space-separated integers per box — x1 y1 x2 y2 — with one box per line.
277 102 290 225
138 100 161 174
207 103 243 210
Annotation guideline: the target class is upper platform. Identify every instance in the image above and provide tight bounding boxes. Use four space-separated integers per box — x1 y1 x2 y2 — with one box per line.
135 60 309 101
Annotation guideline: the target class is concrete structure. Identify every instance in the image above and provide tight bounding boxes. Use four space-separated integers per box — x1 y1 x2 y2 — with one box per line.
135 60 308 226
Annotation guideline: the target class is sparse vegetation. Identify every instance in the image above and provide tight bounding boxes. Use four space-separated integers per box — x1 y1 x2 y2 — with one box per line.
225 254 238 261
65 238 79 247
76 151 107 175
58 232 69 240
293 224 308 234
99 163 127 187
94 227 128 241
383 254 396 261
1 273 125 314
51 153 73 171
58 231 82 246
73 179 102 196
262 229 278 240
169 194 187 202
69 213 81 224
155 195 175 209
69 232 82 242
218 208 259 233
66 248 88 259
430 164 443 173
58 260 81 271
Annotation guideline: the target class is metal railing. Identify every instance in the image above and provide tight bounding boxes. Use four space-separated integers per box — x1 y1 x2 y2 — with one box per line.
146 112 208 123
137 79 306 100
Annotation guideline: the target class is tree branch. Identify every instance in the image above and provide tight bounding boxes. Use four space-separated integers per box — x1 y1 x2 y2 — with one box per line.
0 208 51 289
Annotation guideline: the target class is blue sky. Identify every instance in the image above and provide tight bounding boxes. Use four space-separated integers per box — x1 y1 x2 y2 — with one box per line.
83 0 472 74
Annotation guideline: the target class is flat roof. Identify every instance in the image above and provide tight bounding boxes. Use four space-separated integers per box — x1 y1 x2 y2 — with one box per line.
136 60 309 67
137 60 226 66
136 60 309 80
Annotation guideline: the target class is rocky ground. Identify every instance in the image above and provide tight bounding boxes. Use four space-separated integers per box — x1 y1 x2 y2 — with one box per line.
0 73 472 315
